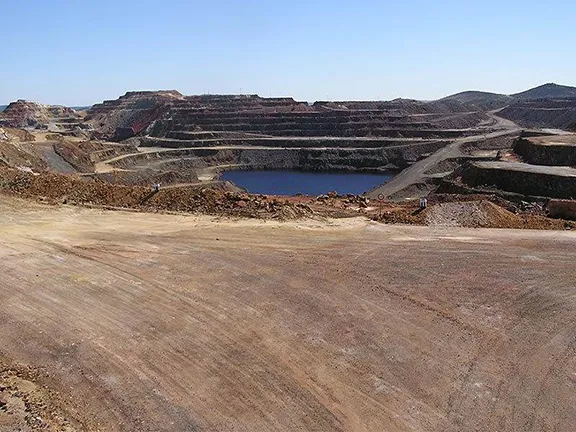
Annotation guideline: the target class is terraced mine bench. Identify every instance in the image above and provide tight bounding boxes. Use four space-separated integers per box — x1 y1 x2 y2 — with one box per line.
514 136 576 166
461 161 576 199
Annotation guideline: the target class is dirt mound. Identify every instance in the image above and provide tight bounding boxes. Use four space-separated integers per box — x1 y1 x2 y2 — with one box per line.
425 200 521 228
1 167 571 227
0 141 48 171
370 195 574 230
0 167 313 219
0 127 35 142
53 141 95 172
424 200 570 229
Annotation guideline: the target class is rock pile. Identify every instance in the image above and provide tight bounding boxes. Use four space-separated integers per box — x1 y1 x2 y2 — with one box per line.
148 189 314 219
316 192 370 208
0 359 81 431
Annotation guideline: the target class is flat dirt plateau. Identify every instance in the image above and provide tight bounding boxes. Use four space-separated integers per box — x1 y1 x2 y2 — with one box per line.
1 197 575 432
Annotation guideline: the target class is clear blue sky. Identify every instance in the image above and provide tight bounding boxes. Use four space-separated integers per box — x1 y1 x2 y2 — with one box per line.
2 0 575 105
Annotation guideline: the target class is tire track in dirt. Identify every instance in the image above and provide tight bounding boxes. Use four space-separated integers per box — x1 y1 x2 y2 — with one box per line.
0 200 575 431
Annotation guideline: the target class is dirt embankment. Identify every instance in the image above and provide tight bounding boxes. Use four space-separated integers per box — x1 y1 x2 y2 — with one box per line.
53 140 138 173
89 168 200 187
0 167 313 219
0 167 573 229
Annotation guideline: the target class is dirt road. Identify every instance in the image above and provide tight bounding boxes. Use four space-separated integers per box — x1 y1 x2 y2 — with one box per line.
1 197 575 431
369 131 520 200
369 113 522 200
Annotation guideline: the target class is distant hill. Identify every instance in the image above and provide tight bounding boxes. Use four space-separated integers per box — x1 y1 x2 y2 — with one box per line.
70 105 92 112
0 105 6 112
511 83 576 100
441 83 576 130
441 83 576 110
440 91 513 110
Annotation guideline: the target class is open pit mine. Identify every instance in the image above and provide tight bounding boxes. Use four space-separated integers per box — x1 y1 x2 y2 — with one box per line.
0 83 575 431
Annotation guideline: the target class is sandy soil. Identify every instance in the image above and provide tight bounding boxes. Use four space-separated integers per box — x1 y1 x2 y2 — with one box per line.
0 197 575 431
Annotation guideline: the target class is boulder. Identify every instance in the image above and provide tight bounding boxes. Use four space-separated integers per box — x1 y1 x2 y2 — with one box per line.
548 199 576 220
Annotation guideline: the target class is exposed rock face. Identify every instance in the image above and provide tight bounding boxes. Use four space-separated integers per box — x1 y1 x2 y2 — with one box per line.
514 137 576 166
0 100 81 129
455 161 576 199
85 90 185 140
548 199 576 220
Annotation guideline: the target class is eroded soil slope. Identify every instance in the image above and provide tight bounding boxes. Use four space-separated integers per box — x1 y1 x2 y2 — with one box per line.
0 197 575 431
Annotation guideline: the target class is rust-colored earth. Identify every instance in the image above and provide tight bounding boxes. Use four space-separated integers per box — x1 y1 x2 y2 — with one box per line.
1 196 575 431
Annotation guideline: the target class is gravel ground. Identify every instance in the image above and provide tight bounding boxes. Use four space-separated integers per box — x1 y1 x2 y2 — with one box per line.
0 197 575 431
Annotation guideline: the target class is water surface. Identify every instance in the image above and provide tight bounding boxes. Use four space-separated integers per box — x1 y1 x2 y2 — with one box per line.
221 170 394 195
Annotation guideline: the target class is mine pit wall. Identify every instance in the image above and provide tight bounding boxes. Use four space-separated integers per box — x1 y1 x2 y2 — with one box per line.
514 138 576 166
145 115 483 139
139 136 449 149
498 99 576 130
428 111 490 129
88 168 199 186
147 124 477 139
111 140 448 173
458 163 576 199
145 116 435 138
162 129 474 140
436 179 533 202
